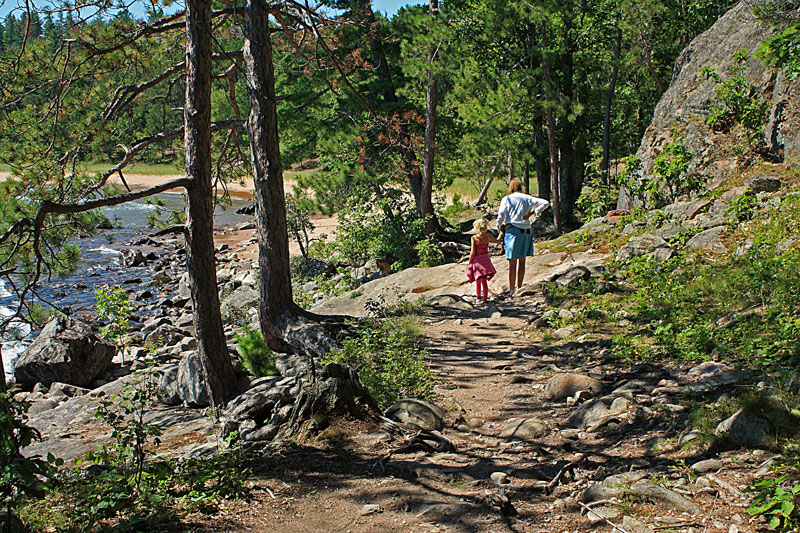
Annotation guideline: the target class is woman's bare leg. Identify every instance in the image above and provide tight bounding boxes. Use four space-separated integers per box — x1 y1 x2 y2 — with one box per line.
517 258 526 289
508 259 517 293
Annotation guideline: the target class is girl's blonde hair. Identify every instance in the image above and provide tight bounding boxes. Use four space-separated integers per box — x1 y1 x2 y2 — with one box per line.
507 179 523 195
473 218 488 235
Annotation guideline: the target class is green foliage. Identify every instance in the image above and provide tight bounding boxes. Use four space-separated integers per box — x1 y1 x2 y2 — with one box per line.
1 391 60 527
577 174 618 220
21 436 252 530
616 142 702 208
547 192 800 368
323 315 435 408
747 477 800 531
616 155 645 204
415 236 444 267
701 50 769 148
727 190 759 224
87 366 164 500
759 24 800 79
286 190 316 258
95 287 134 347
144 198 186 230
334 198 428 270
234 324 277 377
650 141 704 205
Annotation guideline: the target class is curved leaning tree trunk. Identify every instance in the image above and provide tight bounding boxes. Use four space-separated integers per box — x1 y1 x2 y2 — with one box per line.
184 0 240 405
242 0 339 361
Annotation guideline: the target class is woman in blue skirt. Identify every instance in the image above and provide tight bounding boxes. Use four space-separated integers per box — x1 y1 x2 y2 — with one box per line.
496 179 549 298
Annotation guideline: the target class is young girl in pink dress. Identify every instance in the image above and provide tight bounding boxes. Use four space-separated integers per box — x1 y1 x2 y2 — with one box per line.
467 219 499 301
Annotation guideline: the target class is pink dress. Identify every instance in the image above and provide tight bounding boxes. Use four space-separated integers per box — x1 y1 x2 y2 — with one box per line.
467 241 497 282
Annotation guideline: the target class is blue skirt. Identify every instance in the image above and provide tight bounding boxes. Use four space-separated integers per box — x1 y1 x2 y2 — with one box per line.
504 226 534 259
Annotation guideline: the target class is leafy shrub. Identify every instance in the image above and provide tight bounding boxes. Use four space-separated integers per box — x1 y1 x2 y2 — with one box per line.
758 24 800 79
87 366 164 500
727 190 759 224
334 198 428 270
576 174 618 220
649 141 704 205
747 477 800 531
701 50 769 149
95 287 133 347
1 391 59 527
617 142 703 208
616 154 645 205
415 237 444 267
286 191 315 258
323 315 435 408
234 325 276 377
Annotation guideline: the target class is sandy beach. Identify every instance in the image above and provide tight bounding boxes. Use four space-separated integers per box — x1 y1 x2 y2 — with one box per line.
0 171 336 258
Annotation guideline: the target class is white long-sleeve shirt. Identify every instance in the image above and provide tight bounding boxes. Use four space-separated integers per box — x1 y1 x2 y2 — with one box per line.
496 192 550 230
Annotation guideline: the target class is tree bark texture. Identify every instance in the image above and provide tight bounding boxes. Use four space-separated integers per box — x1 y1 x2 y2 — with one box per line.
474 166 496 206
522 160 530 195
242 0 300 355
601 26 622 184
533 116 551 201
541 20 561 235
184 0 239 406
421 0 439 235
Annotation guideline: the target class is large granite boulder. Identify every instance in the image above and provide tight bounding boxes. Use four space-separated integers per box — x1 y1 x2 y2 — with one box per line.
13 316 115 389
618 2 800 208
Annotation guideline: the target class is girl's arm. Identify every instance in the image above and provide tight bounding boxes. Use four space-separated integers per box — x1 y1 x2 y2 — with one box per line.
487 232 501 244
468 236 476 264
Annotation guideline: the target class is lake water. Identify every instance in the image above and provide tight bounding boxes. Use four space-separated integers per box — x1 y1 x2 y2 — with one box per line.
1 192 251 382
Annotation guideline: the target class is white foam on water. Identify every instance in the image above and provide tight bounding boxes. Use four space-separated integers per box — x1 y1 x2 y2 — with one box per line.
0 305 31 383
88 244 123 256
0 279 12 298
104 201 160 213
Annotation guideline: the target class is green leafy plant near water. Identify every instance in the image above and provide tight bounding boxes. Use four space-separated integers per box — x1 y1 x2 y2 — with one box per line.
415 236 444 267
323 314 436 408
333 198 430 271
96 287 134 361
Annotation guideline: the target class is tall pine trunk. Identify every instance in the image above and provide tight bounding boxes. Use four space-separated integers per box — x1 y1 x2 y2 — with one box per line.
421 0 439 235
241 0 294 351
184 0 239 406
601 26 622 184
541 20 561 235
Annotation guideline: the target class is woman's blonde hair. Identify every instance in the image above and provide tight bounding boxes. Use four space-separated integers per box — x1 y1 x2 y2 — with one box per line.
507 179 523 195
473 218 488 235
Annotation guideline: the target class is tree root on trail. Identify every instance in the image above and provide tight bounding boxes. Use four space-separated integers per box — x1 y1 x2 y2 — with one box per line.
276 363 379 442
378 415 454 455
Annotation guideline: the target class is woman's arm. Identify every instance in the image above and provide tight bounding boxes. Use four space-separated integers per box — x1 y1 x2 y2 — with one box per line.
532 197 550 215
496 197 509 228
